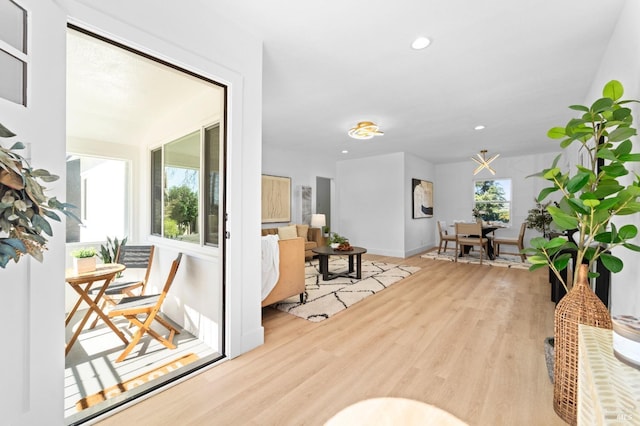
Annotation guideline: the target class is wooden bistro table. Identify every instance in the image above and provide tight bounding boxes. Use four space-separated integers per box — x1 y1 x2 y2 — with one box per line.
312 246 367 281
65 263 127 355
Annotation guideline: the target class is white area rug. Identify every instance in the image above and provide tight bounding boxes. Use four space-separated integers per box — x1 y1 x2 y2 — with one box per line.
421 249 531 269
273 259 420 322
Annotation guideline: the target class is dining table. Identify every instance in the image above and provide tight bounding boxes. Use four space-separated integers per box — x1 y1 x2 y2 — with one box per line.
65 263 128 355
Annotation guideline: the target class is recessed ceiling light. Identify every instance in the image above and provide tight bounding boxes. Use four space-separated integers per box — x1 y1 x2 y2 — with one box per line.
411 36 431 50
474 125 486 130
342 150 349 154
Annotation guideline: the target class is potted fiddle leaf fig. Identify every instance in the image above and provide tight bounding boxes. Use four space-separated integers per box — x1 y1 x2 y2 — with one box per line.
525 199 554 239
524 80 640 423
0 122 79 268
525 80 640 289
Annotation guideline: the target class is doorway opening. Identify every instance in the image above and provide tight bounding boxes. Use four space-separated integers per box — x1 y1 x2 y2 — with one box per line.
316 176 332 232
65 26 226 424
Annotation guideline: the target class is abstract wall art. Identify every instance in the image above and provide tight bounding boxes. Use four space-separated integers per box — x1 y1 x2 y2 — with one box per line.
412 178 433 219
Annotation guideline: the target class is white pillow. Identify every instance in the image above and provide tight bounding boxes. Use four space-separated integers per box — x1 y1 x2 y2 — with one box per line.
277 225 298 240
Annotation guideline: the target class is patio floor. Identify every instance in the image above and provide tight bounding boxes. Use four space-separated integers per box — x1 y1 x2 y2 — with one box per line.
65 308 220 424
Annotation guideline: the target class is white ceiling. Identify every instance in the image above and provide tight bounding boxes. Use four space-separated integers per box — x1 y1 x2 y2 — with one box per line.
67 30 221 147
68 0 627 165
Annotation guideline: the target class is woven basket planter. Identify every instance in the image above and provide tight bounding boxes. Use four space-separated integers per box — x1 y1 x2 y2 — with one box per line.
553 264 612 425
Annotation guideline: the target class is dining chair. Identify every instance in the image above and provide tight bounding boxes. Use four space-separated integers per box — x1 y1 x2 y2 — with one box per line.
455 222 489 264
437 221 456 254
89 244 155 329
492 222 527 262
108 252 183 362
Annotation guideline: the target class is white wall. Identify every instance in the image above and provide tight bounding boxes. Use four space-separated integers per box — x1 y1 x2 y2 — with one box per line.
404 153 436 256
434 152 561 244
336 153 406 257
584 0 640 316
268 149 558 260
262 146 336 226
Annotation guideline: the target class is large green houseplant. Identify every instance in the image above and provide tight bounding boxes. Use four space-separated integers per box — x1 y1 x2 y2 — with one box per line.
524 80 640 423
525 80 640 289
0 122 78 268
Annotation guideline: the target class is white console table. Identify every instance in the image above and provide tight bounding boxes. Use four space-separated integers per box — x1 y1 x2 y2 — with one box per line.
578 325 640 425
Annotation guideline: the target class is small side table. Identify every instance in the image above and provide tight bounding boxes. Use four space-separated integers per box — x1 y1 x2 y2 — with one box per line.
578 325 640 425
311 246 367 281
65 263 128 355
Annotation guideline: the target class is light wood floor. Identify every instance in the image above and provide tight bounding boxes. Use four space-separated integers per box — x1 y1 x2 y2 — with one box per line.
98 252 564 426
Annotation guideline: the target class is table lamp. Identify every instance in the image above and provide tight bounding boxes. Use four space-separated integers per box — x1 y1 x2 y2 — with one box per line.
310 214 326 232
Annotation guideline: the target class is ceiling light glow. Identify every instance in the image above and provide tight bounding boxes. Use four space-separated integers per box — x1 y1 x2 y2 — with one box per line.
471 150 500 175
348 121 384 140
411 37 431 50
474 125 486 130
342 150 349 154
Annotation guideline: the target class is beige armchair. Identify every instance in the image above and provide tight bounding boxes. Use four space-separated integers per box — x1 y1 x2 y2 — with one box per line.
262 237 306 307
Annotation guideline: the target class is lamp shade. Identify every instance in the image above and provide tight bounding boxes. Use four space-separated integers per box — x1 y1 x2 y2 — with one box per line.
310 214 326 228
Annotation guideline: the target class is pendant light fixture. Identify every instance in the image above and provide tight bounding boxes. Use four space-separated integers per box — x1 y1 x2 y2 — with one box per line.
348 121 384 140
472 149 499 175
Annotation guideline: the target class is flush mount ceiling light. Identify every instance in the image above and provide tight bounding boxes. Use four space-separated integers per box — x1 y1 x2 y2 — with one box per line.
411 36 431 50
472 149 500 175
348 121 384 140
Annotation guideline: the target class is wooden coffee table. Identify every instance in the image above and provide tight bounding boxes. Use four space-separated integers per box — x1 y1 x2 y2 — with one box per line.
312 246 367 281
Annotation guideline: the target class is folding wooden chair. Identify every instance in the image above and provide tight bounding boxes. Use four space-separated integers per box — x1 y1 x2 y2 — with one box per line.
89 245 155 329
108 253 182 362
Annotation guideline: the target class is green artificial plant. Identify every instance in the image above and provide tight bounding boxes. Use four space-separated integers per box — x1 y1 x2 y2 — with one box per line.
524 80 640 292
0 122 79 268
71 247 97 259
328 232 348 245
99 236 127 264
525 200 554 238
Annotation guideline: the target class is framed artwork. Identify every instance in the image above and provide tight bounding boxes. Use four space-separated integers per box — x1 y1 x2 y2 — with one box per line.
262 175 291 223
301 185 312 224
412 178 433 219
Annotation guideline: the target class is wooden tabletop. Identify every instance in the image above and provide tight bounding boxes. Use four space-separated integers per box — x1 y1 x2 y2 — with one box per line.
65 263 125 284
312 246 367 256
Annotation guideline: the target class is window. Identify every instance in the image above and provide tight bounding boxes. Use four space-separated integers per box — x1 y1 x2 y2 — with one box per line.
151 124 222 246
66 155 129 242
0 0 27 105
474 178 511 224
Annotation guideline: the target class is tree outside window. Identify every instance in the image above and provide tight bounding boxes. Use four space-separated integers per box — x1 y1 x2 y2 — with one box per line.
474 179 511 224
151 124 222 246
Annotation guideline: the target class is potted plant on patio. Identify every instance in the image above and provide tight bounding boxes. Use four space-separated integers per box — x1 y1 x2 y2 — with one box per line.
0 122 78 268
524 80 640 423
71 247 97 274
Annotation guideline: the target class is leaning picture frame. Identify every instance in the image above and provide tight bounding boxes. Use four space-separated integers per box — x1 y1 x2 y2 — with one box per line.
262 174 291 223
412 178 433 219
